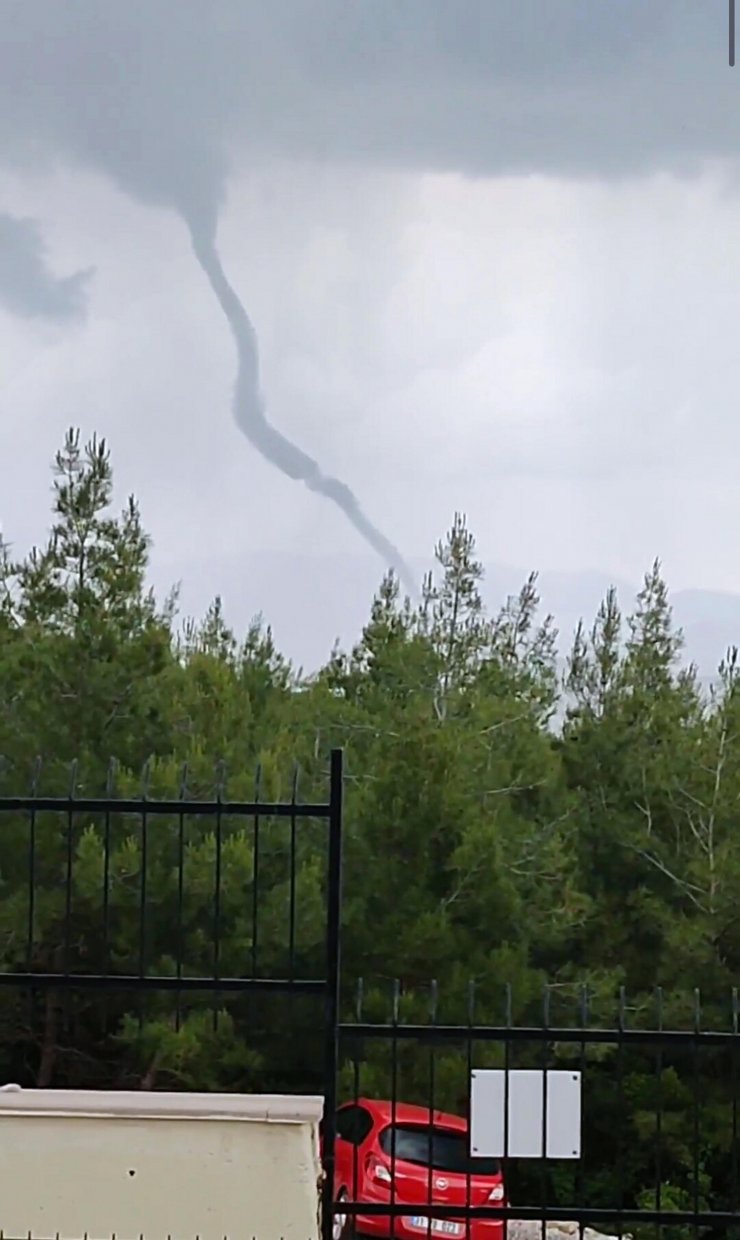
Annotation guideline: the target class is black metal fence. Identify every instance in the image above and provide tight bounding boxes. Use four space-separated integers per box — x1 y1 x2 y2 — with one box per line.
329 983 740 1240
3 748 740 1240
0 748 344 1239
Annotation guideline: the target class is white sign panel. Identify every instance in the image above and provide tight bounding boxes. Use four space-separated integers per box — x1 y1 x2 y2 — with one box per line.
470 1069 581 1160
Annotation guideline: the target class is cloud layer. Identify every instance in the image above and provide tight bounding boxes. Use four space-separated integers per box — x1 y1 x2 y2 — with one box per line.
0 3 734 213
0 3 733 341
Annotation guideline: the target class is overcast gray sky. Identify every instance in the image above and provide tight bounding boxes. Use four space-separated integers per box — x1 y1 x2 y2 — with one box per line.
1 1 739 663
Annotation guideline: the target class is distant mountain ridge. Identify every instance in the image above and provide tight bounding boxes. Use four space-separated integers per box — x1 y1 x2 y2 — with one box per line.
148 549 740 684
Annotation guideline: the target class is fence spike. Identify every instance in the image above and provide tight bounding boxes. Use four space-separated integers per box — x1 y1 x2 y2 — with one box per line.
694 987 702 1032
68 757 78 798
105 756 117 797
254 762 262 800
179 760 189 799
140 757 151 798
733 986 739 1035
356 976 364 1022
504 981 512 1027
30 755 42 796
291 761 299 802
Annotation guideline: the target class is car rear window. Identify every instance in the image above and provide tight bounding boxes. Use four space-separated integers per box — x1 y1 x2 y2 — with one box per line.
379 1124 500 1176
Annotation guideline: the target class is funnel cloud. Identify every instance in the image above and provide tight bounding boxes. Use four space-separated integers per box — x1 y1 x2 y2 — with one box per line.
188 220 416 594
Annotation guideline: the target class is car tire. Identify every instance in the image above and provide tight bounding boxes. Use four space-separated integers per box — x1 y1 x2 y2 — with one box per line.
333 1189 349 1240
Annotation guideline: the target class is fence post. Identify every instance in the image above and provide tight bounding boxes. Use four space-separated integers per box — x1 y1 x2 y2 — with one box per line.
321 748 344 1240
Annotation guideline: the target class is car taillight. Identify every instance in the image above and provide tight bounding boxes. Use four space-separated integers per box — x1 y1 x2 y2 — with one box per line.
367 1156 393 1186
487 1185 505 1202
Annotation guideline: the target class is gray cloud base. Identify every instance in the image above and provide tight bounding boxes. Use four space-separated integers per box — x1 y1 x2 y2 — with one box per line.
0 0 729 199
0 3 728 325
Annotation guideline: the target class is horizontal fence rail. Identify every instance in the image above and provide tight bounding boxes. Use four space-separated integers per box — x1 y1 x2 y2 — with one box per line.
328 981 740 1240
0 795 334 816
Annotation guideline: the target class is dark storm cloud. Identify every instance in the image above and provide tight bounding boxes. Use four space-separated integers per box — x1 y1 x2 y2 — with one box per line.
0 213 92 321
0 1 730 305
0 0 730 275
0 0 730 199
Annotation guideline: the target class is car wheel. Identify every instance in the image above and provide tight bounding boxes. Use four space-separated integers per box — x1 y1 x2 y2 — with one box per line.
333 1189 349 1240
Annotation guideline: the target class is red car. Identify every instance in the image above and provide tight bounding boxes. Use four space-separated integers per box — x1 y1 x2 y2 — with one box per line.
326 1098 506 1240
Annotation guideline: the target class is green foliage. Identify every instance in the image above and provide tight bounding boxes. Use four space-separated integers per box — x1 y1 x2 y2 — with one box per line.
2 432 740 1219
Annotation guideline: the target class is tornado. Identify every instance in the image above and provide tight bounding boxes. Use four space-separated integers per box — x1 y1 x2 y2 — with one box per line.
188 223 416 598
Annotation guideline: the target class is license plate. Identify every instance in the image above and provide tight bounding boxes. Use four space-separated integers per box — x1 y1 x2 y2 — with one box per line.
409 1219 462 1236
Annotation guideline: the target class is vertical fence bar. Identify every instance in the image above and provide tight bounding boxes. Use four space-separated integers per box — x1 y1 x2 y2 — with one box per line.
288 764 298 982
138 760 150 1033
64 760 77 978
175 761 187 1034
426 979 438 1232
655 987 664 1240
616 987 626 1240
251 763 262 979
26 759 39 973
321 748 344 1240
390 977 400 1240
576 986 589 1240
692 990 702 1240
102 760 114 977
504 983 512 1240
465 980 475 1240
728 987 733 1220
61 760 78 1044
213 760 224 1031
26 758 40 1043
101 758 114 1039
352 977 365 1229
540 984 550 1240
